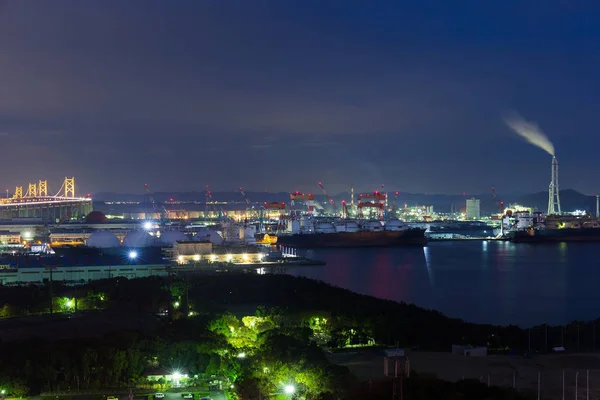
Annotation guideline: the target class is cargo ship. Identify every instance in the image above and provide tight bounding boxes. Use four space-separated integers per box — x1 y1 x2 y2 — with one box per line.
276 218 427 248
509 227 600 243
507 214 600 243
409 221 499 239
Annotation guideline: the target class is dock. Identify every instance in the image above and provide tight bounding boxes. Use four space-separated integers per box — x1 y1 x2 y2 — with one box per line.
428 237 508 241
169 256 326 275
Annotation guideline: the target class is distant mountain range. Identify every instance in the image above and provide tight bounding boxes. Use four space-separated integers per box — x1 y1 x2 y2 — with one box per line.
93 189 599 215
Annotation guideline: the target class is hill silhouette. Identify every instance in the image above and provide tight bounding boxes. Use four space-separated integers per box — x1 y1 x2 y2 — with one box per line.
92 189 598 215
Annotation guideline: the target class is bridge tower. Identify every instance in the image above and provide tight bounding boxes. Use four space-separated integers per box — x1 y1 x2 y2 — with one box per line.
27 183 37 197
13 186 22 199
64 177 75 198
38 180 48 197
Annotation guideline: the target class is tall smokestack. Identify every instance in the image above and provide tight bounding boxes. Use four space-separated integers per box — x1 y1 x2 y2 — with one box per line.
547 156 561 215
596 194 599 219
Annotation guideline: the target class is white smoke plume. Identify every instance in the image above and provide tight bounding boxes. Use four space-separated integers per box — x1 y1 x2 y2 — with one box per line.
504 112 555 156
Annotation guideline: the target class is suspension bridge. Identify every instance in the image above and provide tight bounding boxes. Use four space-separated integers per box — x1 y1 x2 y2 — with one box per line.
0 177 93 221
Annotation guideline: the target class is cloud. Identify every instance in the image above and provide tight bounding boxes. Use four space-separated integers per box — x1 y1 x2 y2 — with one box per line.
251 144 274 150
0 1 598 193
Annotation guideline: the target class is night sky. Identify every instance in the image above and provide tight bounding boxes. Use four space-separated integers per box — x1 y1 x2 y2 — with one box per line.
1 1 599 196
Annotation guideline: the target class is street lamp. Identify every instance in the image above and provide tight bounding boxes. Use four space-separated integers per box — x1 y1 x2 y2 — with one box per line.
172 371 182 387
284 384 295 395
128 251 138 260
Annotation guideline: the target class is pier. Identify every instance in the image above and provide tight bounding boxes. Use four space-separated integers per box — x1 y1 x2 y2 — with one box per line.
171 257 326 275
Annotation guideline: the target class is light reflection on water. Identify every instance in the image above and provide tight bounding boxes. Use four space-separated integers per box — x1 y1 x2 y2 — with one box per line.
287 241 600 327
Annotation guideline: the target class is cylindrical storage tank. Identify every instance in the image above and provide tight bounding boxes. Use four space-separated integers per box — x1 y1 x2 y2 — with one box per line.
123 230 154 248
86 231 121 248
158 230 189 246
315 222 336 233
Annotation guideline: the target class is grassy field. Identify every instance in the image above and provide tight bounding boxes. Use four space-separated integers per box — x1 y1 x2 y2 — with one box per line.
328 349 600 400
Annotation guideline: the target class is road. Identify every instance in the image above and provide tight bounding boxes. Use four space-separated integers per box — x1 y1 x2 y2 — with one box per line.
31 390 225 400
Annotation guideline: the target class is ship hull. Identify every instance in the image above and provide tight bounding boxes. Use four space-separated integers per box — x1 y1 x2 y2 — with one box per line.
509 228 600 243
276 228 427 248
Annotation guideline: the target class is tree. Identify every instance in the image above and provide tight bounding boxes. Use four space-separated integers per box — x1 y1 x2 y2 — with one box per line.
209 313 241 338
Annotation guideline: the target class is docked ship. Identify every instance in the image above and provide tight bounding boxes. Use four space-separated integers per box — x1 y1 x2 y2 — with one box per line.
509 227 600 243
507 214 600 243
410 220 499 239
275 218 427 248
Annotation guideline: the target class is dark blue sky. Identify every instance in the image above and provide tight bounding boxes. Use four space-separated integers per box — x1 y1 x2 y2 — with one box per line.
1 0 599 195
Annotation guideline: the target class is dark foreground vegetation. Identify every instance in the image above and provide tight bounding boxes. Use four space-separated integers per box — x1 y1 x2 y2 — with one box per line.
0 273 579 398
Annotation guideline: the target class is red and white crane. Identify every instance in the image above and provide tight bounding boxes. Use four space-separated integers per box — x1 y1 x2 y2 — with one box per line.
318 181 338 215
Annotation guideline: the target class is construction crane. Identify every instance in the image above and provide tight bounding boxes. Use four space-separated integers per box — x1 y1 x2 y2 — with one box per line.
205 185 227 221
317 181 338 215
388 191 400 218
238 187 256 220
491 187 505 215
341 200 351 219
144 183 169 223
289 191 315 219
240 188 256 220
263 202 287 235
357 191 386 219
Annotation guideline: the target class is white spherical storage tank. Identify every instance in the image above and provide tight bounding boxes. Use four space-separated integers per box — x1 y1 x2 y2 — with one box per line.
86 231 121 248
123 230 154 248
158 230 189 245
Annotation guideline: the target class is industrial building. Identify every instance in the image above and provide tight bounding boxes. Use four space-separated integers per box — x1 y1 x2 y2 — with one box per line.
0 264 169 285
465 198 481 220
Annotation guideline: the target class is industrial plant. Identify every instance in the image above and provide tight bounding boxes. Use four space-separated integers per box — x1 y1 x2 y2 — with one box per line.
1 148 600 286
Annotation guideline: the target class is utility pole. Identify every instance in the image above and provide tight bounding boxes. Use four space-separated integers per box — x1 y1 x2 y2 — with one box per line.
400 376 403 400
545 324 548 352
587 369 589 400
562 370 564 400
48 267 54 314
184 275 190 314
